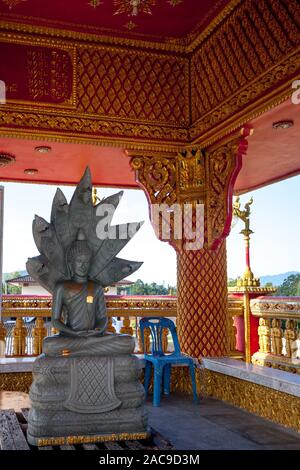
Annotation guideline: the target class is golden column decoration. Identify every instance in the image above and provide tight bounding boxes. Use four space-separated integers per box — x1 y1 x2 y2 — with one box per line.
32 318 47 355
128 129 250 358
13 317 27 356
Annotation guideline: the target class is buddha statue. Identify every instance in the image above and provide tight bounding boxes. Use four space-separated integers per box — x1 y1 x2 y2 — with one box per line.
26 166 143 357
26 167 148 446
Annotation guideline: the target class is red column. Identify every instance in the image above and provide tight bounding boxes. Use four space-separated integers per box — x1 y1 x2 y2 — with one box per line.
177 242 228 357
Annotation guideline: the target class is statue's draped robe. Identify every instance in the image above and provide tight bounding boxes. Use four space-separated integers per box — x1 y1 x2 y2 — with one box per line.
43 281 134 357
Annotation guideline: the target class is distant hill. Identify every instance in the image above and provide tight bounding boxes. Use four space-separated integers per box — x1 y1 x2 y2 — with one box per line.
260 272 300 287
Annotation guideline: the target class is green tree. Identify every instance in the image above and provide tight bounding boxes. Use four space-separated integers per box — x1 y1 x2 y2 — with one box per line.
131 279 175 295
2 271 22 295
277 274 300 296
264 282 274 288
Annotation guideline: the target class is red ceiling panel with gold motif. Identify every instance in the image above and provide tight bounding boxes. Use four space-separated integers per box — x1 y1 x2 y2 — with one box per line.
0 0 229 42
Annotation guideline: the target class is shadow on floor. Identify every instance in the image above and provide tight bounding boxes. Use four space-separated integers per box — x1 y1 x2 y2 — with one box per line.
146 394 300 450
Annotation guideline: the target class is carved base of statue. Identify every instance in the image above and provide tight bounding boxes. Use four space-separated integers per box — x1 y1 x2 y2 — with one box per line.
27 336 149 446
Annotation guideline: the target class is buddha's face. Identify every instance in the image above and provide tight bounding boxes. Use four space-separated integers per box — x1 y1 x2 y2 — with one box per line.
72 253 91 279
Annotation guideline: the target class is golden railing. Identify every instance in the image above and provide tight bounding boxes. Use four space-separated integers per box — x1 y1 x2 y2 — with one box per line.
0 295 177 357
0 294 244 358
251 296 300 374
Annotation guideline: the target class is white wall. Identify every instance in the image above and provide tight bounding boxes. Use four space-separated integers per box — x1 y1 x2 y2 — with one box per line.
105 286 118 295
22 285 50 296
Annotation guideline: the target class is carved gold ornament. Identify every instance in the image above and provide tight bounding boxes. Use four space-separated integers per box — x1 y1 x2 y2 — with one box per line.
113 0 183 17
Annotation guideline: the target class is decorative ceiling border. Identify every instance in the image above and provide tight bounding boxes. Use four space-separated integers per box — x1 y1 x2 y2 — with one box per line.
185 0 242 52
0 19 186 54
0 125 187 154
0 31 190 127
0 0 298 156
0 34 77 109
190 50 300 148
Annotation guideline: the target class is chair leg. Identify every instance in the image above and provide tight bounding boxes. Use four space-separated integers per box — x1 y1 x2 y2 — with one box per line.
189 363 198 404
163 364 171 396
144 362 152 399
153 364 163 407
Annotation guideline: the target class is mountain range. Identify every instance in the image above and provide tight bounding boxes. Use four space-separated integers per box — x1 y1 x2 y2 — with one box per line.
260 271 299 286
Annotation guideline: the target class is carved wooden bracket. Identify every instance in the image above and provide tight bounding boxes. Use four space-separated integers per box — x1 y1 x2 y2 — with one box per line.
127 127 250 251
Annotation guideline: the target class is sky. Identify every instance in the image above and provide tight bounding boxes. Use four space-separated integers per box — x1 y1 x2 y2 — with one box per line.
1 174 300 285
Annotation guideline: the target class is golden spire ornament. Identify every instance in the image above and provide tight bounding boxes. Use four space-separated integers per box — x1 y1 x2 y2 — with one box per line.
232 196 260 287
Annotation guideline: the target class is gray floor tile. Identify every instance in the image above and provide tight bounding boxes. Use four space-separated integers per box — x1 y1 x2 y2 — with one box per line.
146 394 300 450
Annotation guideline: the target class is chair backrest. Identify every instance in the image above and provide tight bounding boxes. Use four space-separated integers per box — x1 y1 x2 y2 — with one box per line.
139 317 181 355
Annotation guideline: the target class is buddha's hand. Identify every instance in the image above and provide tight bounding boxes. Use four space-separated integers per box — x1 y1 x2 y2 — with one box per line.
77 330 102 337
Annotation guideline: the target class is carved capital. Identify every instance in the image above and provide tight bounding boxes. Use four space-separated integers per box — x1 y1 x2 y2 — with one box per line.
127 128 250 250
205 129 249 249
130 152 178 205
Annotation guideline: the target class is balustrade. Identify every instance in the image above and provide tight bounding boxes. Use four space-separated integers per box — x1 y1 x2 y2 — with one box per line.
0 295 177 357
0 294 246 358
251 297 300 373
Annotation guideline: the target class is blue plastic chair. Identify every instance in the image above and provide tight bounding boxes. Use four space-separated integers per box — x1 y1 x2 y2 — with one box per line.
139 317 198 407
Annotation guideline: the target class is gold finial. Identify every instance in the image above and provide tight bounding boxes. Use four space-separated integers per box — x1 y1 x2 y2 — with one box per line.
232 196 253 235
232 196 260 287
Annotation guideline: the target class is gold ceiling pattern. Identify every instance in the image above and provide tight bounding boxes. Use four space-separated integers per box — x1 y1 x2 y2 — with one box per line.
0 0 298 152
77 47 189 125
96 0 183 17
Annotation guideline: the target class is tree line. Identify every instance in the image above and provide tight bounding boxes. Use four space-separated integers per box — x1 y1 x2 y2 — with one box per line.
2 272 300 297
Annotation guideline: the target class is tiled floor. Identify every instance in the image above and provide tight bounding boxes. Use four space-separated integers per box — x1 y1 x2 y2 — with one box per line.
147 394 300 450
1 391 300 450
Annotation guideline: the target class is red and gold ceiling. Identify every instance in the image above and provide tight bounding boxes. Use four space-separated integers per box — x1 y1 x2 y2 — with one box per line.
0 0 299 189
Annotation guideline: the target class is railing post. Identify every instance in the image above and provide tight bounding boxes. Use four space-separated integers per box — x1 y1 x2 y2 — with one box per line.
138 326 151 353
33 318 47 356
0 320 6 356
258 318 271 353
271 319 283 355
243 292 251 363
284 320 297 358
228 314 237 354
13 318 27 356
107 317 116 334
120 317 133 336
162 328 169 353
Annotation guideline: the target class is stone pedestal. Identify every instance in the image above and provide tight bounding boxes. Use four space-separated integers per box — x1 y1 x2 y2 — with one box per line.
27 353 148 446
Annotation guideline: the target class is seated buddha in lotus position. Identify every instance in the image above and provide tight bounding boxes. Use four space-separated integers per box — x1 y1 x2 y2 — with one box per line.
43 230 134 357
